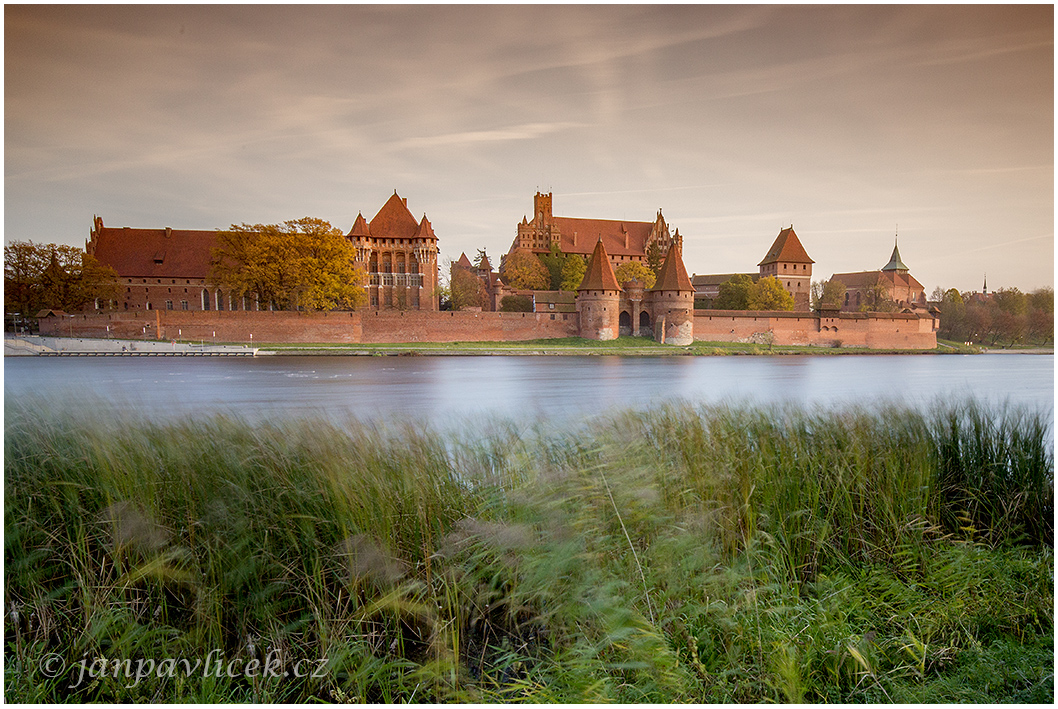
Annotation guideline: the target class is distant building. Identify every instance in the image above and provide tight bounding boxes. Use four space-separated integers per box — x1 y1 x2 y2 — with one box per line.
757 226 814 311
830 240 926 312
509 191 681 269
347 192 440 310
86 191 440 313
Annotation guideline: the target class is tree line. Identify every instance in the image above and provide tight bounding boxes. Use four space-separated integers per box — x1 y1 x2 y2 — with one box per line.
932 286 1053 346
4 241 121 321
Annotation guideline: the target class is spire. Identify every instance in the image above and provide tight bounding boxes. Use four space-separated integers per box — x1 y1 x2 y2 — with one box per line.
983 273 988 294
577 239 622 291
650 243 694 292
347 212 370 237
881 238 908 272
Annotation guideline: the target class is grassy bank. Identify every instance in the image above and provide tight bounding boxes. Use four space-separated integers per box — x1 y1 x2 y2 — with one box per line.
5 401 1053 702
259 335 976 355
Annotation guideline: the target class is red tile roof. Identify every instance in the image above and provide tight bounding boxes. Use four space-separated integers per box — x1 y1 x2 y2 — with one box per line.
758 227 814 266
577 239 623 291
89 221 219 279
651 243 694 292
832 270 924 292
455 252 474 269
414 214 436 240
552 217 654 257
368 192 421 238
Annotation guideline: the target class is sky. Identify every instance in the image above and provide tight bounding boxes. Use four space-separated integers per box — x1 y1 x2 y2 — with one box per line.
5 4 1053 294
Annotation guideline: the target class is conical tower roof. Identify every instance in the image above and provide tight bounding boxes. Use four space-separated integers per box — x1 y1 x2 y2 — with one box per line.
347 212 370 237
455 252 474 269
414 214 436 239
650 242 694 292
881 240 908 272
577 239 622 291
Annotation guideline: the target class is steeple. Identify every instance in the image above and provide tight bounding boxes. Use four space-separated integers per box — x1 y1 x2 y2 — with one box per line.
881 238 909 273
650 243 694 292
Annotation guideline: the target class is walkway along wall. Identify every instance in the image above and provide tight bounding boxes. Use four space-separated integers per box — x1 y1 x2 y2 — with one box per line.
693 310 937 349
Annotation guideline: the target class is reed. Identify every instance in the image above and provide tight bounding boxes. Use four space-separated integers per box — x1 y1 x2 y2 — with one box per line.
4 398 1052 702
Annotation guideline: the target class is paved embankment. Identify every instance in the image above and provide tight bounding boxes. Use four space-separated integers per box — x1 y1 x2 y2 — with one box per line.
5 335 257 357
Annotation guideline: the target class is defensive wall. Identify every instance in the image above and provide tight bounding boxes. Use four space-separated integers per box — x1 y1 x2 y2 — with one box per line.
693 310 937 349
39 309 580 344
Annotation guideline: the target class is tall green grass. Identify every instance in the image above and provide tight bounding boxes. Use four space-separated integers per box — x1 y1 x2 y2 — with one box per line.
4 399 1052 702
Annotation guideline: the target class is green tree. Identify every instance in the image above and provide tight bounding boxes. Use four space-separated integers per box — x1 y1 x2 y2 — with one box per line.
614 261 657 289
645 239 664 279
210 218 366 311
715 274 755 310
811 279 845 311
538 243 567 290
559 254 586 292
748 276 795 311
499 295 533 312
499 248 549 291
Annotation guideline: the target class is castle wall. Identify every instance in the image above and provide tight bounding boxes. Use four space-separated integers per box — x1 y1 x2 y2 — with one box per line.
577 290 621 341
693 310 937 349
40 309 579 344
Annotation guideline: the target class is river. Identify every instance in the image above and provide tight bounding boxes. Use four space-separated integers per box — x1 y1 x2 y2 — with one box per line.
4 354 1053 430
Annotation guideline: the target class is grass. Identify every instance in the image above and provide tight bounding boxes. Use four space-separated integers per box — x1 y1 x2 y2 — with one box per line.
4 399 1053 702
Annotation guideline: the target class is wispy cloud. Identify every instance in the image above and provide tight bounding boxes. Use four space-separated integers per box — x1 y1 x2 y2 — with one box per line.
390 122 584 151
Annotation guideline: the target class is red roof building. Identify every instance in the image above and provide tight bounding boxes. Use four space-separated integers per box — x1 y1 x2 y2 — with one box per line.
758 226 814 311
510 191 680 268
830 241 926 312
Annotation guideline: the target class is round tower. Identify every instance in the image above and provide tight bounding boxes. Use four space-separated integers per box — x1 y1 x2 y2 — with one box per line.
647 243 695 345
576 239 623 341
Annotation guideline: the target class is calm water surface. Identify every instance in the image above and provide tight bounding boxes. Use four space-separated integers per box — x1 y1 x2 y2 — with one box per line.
4 354 1053 429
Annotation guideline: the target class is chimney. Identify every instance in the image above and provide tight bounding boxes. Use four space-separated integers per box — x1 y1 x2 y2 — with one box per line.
165 227 172 239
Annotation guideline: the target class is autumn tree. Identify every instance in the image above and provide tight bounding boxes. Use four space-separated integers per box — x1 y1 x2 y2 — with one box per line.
749 276 795 311
4 240 120 315
559 254 586 291
499 295 533 312
811 279 846 311
614 261 657 289
210 218 366 311
449 262 488 310
499 248 549 291
857 275 898 313
715 274 755 310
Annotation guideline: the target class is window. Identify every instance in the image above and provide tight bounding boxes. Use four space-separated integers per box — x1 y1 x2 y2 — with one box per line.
146 302 152 310
165 300 173 310
181 300 189 310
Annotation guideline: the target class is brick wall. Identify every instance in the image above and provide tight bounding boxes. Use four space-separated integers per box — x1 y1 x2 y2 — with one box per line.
359 310 578 343
694 310 937 349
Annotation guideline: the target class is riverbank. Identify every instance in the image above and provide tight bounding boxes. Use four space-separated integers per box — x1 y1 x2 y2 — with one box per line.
5 400 1052 703
8 334 999 356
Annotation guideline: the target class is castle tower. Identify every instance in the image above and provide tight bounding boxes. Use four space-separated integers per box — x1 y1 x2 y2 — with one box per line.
647 242 695 345
758 225 814 311
576 239 623 341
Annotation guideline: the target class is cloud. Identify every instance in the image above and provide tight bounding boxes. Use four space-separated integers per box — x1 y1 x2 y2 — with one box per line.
390 122 585 151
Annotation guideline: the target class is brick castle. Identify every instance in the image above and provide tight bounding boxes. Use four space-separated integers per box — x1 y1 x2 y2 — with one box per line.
54 191 938 349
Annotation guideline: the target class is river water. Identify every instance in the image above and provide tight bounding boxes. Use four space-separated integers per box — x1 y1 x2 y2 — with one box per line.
4 354 1053 430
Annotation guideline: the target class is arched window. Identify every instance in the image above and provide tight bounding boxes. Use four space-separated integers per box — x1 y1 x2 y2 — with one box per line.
202 289 211 310
639 311 651 329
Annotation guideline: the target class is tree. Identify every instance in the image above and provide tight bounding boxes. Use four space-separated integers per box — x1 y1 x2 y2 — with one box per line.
748 276 795 311
4 240 120 315
559 254 586 292
943 288 964 304
715 274 755 310
812 279 845 311
645 239 664 280
499 295 533 312
210 218 366 311
858 275 898 313
538 243 567 290
450 264 487 310
614 261 657 289
499 248 549 290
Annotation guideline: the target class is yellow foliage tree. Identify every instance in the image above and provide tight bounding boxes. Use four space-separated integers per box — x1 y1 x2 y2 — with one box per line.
210 218 366 311
500 248 549 291
614 261 656 289
748 276 795 311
